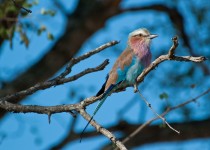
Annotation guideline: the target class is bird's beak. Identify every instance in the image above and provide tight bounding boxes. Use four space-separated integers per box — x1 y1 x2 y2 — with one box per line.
148 34 158 39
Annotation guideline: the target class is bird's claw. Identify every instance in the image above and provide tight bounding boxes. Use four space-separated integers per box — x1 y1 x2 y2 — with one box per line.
133 83 138 93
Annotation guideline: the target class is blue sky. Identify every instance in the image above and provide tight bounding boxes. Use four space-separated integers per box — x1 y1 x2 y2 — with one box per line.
0 0 209 150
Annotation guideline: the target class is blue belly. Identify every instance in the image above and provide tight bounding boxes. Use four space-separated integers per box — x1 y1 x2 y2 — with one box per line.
116 56 143 84
126 57 143 83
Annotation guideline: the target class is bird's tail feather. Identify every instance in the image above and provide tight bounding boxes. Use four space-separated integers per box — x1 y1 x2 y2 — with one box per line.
80 115 94 142
80 82 122 142
80 96 107 142
96 74 109 96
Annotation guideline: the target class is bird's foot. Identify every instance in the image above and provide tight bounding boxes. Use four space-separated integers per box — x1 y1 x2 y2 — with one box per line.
133 83 138 93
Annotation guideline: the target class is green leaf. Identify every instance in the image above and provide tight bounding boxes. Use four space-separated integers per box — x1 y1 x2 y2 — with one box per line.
23 2 33 8
37 25 46 35
159 92 168 100
0 28 8 39
40 8 46 15
47 32 54 40
32 0 39 5
48 10 56 16
40 8 56 16
20 32 29 48
18 27 30 48
7 26 15 48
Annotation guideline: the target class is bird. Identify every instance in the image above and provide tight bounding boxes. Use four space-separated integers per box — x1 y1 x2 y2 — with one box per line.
80 28 157 141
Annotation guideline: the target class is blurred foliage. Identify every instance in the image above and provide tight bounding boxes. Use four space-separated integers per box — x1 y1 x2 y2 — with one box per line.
0 0 19 47
40 8 56 16
17 24 29 47
0 0 56 48
47 32 54 40
37 25 46 35
159 92 169 100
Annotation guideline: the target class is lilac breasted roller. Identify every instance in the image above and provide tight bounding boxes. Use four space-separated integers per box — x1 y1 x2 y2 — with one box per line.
80 28 157 139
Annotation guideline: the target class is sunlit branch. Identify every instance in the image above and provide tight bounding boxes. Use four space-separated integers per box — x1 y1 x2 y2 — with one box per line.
79 109 127 150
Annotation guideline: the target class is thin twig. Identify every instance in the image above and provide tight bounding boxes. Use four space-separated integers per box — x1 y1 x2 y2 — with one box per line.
136 89 180 134
0 40 116 102
55 41 119 79
122 88 210 144
168 36 178 58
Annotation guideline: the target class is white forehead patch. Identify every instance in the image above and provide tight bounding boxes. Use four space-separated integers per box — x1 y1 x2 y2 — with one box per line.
129 28 150 37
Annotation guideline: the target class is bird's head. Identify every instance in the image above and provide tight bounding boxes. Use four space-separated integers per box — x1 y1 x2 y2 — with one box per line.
128 28 158 48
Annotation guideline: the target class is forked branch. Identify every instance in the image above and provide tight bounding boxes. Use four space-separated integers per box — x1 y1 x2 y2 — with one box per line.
0 37 207 150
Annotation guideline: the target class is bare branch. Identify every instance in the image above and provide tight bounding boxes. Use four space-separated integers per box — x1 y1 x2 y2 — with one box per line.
168 36 179 58
0 41 118 102
49 88 210 150
122 88 210 145
59 59 109 83
0 100 79 115
136 36 206 82
55 41 118 79
110 36 206 93
0 37 207 150
0 92 104 115
135 41 203 89
0 59 109 102
135 89 180 134
0 36 205 113
79 109 127 150
0 36 206 116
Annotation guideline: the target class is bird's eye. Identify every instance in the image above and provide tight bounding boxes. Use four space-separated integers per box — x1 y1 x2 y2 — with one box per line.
139 33 142 36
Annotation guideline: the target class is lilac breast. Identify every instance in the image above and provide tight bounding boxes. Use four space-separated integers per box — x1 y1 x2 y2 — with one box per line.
131 41 152 68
